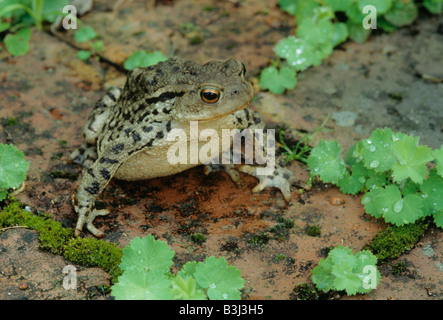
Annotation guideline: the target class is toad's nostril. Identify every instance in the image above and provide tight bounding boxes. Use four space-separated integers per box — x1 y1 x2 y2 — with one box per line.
232 89 239 95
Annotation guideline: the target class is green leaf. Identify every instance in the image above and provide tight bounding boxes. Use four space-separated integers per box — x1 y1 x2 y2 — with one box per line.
312 246 379 295
347 20 371 43
0 21 11 32
423 0 443 14
90 40 104 52
294 0 320 22
362 185 401 219
311 258 334 293
123 50 168 70
274 36 314 71
331 22 349 47
4 27 31 56
377 16 397 32
259 66 297 94
383 193 424 226
42 0 69 23
358 0 393 15
77 50 91 60
360 128 397 173
194 257 245 300
354 250 380 293
171 275 207 300
0 189 7 202
296 18 334 66
307 140 347 184
111 269 172 300
74 26 97 43
363 185 425 226
384 0 418 27
391 135 434 184
420 171 443 216
177 261 198 278
0 144 29 189
329 245 356 267
332 262 362 295
323 0 352 11
337 163 368 195
346 1 367 23
434 210 443 228
278 0 299 16
119 235 175 273
433 146 443 177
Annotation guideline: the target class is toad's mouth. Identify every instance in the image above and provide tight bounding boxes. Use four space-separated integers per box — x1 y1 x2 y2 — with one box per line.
195 98 252 122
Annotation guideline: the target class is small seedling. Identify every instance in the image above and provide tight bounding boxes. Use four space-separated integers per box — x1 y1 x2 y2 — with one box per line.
306 128 443 228
311 245 380 295
110 235 245 300
123 50 168 70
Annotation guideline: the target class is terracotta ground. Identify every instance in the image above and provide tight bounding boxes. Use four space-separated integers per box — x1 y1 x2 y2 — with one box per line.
0 0 441 300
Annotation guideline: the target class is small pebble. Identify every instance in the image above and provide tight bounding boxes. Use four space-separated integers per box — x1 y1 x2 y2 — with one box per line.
330 197 345 206
18 283 28 290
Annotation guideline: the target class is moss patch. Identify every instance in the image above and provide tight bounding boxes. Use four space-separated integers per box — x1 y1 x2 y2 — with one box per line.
0 197 122 283
365 218 429 263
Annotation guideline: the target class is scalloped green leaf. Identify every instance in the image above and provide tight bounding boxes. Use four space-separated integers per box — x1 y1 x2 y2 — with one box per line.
171 275 207 300
274 36 314 71
433 146 443 177
391 135 434 184
119 235 175 273
307 140 346 184
194 257 244 300
111 269 172 300
259 66 297 94
123 50 168 70
0 144 29 190
360 128 397 173
358 0 393 15
384 0 418 27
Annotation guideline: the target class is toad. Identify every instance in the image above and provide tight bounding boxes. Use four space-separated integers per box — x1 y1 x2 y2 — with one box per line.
71 57 296 237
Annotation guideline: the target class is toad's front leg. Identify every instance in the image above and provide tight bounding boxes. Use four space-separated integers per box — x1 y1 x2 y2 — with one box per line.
73 123 168 237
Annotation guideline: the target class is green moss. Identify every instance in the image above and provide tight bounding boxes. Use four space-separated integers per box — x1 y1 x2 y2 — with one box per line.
64 237 122 283
365 219 429 263
292 283 319 300
306 225 321 237
5 117 18 126
391 262 408 275
190 233 206 244
274 253 286 262
0 197 122 284
247 232 270 246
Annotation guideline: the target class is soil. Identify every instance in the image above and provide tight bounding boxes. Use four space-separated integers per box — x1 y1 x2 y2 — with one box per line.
0 0 441 300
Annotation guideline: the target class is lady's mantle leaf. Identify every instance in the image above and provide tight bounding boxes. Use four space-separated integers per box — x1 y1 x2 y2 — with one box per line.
0 144 29 190
259 66 297 94
119 235 175 273
194 257 244 300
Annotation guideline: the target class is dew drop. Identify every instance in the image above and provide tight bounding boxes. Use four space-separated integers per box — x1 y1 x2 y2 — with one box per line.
393 199 404 213
370 160 380 168
369 145 376 152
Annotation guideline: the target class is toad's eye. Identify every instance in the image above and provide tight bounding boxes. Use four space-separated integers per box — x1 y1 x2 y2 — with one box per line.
201 89 220 104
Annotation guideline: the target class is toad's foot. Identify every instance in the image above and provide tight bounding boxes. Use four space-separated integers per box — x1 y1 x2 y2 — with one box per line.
74 207 110 238
204 163 242 185
239 165 297 202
